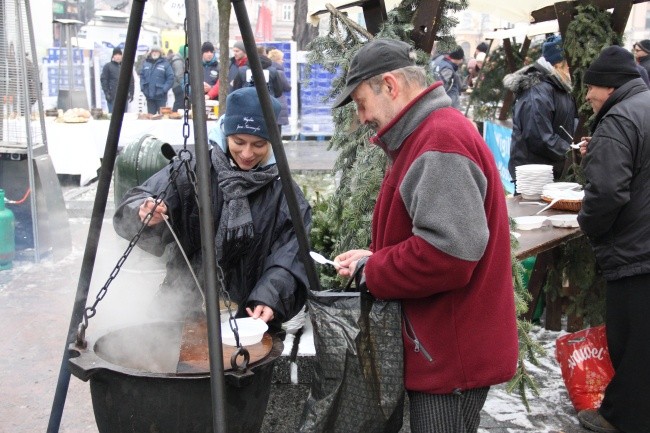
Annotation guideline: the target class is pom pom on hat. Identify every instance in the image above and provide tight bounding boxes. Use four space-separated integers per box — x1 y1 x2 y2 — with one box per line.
584 45 641 88
223 87 281 141
542 35 564 65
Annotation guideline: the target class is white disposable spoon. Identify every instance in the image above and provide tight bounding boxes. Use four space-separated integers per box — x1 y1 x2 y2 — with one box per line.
309 251 344 268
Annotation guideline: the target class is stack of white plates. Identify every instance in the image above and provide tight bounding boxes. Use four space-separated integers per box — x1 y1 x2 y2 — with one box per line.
515 165 554 200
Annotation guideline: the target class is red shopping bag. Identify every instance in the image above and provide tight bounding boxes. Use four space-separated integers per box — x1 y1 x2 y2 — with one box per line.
555 325 615 412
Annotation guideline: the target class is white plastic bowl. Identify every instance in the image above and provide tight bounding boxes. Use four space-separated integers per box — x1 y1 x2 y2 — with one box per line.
548 214 579 228
220 317 268 346
514 216 548 230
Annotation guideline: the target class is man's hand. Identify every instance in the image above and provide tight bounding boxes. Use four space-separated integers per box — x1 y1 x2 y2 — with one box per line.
579 136 591 157
139 197 167 226
334 249 372 277
246 304 275 323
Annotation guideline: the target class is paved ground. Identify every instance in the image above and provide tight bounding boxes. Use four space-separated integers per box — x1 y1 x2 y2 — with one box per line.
0 140 587 433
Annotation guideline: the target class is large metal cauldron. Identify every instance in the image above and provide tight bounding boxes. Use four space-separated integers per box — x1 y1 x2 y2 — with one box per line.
68 321 283 433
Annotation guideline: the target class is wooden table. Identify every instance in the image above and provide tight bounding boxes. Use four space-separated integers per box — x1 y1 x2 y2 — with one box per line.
508 195 582 259
507 195 584 331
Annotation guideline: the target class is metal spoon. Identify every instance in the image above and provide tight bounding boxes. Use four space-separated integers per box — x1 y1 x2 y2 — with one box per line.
309 251 344 268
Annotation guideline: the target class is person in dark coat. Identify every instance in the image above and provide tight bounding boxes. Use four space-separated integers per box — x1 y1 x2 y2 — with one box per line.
430 46 464 109
139 46 174 114
201 41 219 97
633 39 650 77
576 45 650 433
234 47 286 106
100 47 134 113
267 48 292 132
503 35 577 184
113 87 310 328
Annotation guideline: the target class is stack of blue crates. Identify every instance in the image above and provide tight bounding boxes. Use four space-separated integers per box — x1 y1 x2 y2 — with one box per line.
43 48 86 97
299 63 336 138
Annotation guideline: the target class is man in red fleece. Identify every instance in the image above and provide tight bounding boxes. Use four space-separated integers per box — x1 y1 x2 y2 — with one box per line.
333 38 519 433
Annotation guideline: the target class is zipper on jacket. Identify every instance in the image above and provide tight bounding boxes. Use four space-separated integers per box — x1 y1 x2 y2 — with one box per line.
403 311 433 362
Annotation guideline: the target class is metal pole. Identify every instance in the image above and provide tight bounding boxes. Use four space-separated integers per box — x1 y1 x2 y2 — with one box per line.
184 0 228 431
46 1 147 431
15 0 40 261
231 0 321 292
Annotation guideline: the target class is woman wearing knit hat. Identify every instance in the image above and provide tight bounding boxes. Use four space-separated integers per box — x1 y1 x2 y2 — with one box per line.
576 45 650 433
114 87 310 329
633 39 650 76
503 34 577 185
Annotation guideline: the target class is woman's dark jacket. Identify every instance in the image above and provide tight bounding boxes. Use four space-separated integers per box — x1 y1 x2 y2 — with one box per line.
139 57 174 100
638 55 650 77
113 147 311 324
503 62 577 181
271 61 291 126
578 78 650 281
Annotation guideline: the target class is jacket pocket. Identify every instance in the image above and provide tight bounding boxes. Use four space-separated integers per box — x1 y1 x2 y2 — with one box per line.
403 312 433 362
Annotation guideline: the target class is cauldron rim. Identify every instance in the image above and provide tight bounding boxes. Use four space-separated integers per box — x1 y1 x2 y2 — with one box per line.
68 320 282 381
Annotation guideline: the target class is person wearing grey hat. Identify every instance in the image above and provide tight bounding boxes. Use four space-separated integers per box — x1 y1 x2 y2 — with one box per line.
503 34 577 183
576 44 650 433
332 38 518 433
139 45 174 114
114 86 310 332
429 45 465 109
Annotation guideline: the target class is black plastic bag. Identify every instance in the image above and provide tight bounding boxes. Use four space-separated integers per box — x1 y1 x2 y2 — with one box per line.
298 282 404 433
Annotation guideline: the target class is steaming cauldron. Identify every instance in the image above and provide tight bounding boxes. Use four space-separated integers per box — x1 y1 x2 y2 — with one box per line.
68 321 283 433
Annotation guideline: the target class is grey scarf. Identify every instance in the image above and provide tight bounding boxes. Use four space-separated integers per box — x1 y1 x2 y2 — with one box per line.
211 148 278 264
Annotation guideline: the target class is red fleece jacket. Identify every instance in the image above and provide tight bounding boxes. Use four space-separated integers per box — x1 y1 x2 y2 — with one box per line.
365 84 518 394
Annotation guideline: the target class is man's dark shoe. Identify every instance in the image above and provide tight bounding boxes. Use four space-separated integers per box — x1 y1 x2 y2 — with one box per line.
577 409 619 433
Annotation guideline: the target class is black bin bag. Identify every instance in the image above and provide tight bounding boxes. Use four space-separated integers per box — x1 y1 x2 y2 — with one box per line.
298 277 404 433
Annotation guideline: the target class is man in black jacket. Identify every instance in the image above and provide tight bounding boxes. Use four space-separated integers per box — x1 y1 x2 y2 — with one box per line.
577 45 650 433
100 47 134 113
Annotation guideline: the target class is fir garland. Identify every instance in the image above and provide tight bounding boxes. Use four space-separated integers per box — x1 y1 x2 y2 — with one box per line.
565 4 619 130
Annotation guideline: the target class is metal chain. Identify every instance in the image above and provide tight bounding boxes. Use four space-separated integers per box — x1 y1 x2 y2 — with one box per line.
182 17 191 150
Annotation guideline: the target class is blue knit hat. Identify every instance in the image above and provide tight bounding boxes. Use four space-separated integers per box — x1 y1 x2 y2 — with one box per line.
223 87 281 141
542 35 564 65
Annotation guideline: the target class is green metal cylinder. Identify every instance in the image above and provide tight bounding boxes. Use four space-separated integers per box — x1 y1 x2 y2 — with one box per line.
0 189 16 270
114 135 174 204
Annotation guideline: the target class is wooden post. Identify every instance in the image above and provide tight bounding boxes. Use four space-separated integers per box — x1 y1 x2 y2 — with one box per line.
410 0 444 53
498 38 519 121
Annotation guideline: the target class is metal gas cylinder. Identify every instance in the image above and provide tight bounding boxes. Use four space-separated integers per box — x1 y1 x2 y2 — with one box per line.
0 189 16 270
